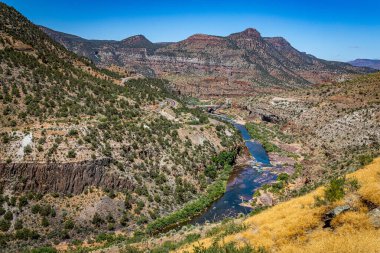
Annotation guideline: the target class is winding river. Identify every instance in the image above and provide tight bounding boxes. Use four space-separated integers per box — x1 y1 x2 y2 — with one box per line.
189 115 277 225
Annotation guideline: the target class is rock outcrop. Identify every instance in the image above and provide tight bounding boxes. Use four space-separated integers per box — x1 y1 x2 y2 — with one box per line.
323 205 350 228
0 159 133 194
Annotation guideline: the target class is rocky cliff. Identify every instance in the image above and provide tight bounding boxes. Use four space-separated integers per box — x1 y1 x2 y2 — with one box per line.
0 159 133 194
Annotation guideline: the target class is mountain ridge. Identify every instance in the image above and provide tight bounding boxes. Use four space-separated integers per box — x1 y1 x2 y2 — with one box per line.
349 58 380 70
41 26 372 97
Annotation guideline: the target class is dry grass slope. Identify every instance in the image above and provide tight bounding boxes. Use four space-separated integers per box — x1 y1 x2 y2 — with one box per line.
179 157 380 253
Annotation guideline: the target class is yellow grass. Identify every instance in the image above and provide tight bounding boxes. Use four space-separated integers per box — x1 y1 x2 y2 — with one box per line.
179 157 380 253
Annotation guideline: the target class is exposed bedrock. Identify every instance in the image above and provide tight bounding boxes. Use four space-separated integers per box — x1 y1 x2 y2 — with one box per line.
0 158 133 194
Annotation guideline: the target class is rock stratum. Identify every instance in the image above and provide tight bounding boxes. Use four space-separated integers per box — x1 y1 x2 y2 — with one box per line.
0 159 133 194
41 27 372 97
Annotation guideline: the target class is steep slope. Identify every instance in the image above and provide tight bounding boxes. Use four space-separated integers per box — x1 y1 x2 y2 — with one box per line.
0 3 241 251
41 27 372 97
349 59 380 70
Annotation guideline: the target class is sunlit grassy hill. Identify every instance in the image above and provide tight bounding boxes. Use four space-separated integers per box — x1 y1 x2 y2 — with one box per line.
177 157 380 253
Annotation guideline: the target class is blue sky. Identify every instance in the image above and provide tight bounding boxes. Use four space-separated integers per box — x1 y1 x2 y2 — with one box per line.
3 0 380 61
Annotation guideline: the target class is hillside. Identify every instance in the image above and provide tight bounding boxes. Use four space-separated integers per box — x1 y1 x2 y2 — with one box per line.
349 59 380 70
0 3 241 251
41 27 372 97
175 157 380 253
221 71 380 191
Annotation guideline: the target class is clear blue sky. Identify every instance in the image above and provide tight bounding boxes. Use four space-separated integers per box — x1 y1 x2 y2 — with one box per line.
3 0 380 61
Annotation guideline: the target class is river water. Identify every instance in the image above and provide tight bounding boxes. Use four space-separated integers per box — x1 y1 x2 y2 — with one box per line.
189 116 277 225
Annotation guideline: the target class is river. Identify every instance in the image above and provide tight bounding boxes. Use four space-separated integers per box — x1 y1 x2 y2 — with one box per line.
189 115 277 225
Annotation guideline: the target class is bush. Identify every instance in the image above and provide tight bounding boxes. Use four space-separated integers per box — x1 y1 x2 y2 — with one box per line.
277 173 289 182
325 178 345 202
24 144 32 154
14 219 23 230
64 219 75 230
18 195 28 208
4 211 12 220
92 213 104 226
15 228 40 240
67 150 76 158
41 217 49 227
30 247 57 253
358 154 373 166
193 242 265 253
68 129 79 136
0 219 11 232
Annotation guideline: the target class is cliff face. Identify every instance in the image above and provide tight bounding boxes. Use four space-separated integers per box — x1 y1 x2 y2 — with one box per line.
41 27 372 97
0 159 133 194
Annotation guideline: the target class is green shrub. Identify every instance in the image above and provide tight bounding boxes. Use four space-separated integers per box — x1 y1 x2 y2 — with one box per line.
0 218 11 231
14 219 23 230
18 195 28 208
358 154 373 166
64 219 75 230
4 211 12 220
324 178 345 202
193 242 266 253
67 150 76 158
68 129 79 136
24 144 32 154
29 247 58 253
15 228 40 240
41 217 49 227
92 212 104 226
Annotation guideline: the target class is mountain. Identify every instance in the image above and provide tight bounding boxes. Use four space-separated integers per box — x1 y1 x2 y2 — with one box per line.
41 27 372 97
0 3 241 251
349 59 380 70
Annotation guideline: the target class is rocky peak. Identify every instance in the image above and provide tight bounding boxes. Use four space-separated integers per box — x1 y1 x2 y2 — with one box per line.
241 28 261 38
229 28 262 40
121 34 153 48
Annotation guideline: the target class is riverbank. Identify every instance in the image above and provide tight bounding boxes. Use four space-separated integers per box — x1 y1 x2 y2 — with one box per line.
146 148 240 234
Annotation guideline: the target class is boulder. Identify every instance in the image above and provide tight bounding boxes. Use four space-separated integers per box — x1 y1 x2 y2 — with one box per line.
368 207 380 228
323 205 350 228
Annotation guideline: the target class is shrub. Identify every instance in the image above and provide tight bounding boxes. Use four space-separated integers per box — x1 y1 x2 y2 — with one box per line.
68 129 79 136
41 217 49 227
0 219 11 232
15 228 40 240
31 204 41 214
14 219 23 230
24 144 32 154
277 173 289 182
92 213 104 226
358 154 373 166
64 219 75 230
67 150 76 158
4 211 12 220
193 242 265 253
325 178 345 202
18 195 28 208
30 247 57 253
